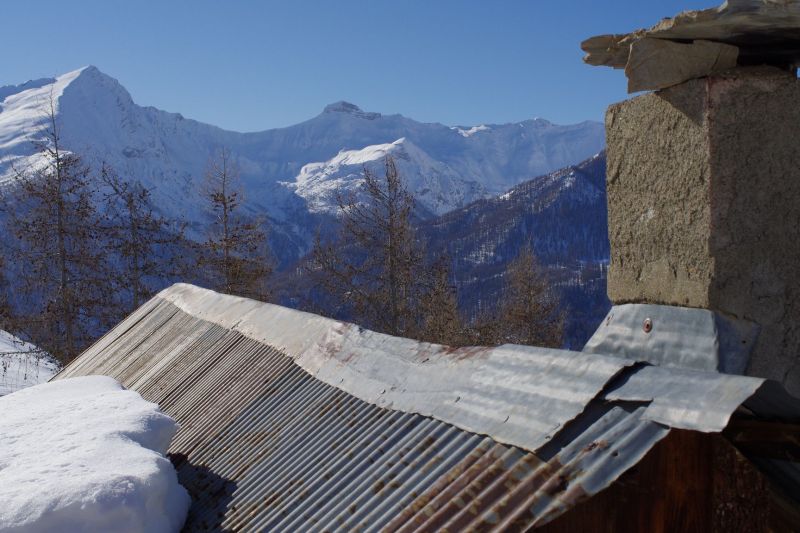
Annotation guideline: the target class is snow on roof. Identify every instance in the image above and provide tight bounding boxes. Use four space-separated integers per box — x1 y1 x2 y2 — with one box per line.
53 284 800 530
0 329 59 396
0 375 189 532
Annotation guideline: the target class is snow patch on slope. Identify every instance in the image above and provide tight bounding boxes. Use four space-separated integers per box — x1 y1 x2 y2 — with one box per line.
452 124 490 137
0 67 92 186
0 78 56 105
286 138 487 215
0 67 85 151
0 330 58 396
0 375 189 532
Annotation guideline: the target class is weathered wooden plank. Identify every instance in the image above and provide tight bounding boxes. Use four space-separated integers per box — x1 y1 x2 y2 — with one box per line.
724 418 800 461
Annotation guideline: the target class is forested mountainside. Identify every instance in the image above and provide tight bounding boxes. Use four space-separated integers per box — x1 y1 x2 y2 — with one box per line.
279 153 611 348
420 152 610 347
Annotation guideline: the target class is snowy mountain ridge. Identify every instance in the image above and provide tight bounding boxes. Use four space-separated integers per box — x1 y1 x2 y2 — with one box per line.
0 66 605 262
286 137 486 216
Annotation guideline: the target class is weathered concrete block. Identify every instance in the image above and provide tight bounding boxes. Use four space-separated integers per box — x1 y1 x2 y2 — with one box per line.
606 66 800 393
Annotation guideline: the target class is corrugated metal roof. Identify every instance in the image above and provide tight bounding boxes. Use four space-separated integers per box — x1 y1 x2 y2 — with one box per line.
55 284 799 531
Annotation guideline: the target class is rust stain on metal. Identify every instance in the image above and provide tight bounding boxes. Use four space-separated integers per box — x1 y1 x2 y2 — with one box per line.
53 290 789 533
441 344 493 361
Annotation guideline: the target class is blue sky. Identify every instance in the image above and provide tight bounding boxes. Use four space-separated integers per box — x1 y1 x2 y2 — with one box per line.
1 1 715 131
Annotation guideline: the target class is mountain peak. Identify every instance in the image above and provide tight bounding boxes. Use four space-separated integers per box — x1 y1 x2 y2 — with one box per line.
323 101 361 113
74 65 99 75
322 101 381 120
57 65 98 83
63 65 134 104
68 65 118 85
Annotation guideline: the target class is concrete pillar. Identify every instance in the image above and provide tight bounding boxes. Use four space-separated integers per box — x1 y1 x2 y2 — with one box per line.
605 66 800 394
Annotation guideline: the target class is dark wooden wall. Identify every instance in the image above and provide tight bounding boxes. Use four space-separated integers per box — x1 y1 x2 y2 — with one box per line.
537 430 797 532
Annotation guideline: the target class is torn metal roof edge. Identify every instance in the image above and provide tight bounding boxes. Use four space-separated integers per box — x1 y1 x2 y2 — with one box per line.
141 283 788 453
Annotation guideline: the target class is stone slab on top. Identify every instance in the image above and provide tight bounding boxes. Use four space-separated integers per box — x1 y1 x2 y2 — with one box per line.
582 0 800 92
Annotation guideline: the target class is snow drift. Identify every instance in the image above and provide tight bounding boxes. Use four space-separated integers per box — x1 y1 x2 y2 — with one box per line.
0 375 190 533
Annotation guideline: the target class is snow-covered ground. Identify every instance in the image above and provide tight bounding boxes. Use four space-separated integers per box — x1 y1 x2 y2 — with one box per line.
0 375 190 533
0 329 59 396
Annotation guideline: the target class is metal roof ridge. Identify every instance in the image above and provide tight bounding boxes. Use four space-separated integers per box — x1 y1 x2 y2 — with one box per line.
153 283 781 452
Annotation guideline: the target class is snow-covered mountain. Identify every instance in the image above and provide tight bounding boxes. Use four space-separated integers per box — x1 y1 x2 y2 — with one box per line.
0 66 604 262
286 137 487 216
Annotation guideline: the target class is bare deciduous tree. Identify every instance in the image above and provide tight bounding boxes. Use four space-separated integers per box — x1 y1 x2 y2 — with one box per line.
308 156 426 337
0 96 113 363
0 256 11 330
100 163 188 314
488 244 564 348
308 156 471 345
417 255 466 346
198 147 272 301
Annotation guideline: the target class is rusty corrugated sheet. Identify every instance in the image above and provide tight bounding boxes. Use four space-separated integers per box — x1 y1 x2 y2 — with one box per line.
55 284 795 531
130 285 779 444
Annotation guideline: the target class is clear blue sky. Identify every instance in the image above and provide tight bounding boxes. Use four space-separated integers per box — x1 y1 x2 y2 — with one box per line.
1 0 715 131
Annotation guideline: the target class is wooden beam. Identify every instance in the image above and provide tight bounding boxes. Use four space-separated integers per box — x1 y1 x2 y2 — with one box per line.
724 418 800 461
